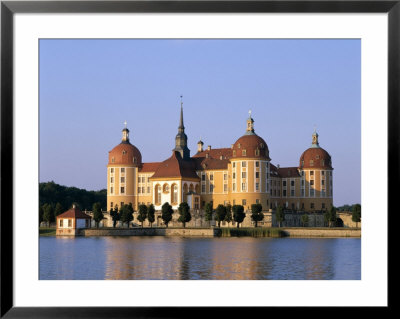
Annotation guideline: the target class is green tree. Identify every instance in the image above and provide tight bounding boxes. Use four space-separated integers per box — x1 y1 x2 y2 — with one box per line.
39 205 44 226
42 203 54 227
92 202 104 228
178 202 191 228
161 202 173 228
137 204 148 228
120 203 134 228
204 202 213 222
251 203 264 227
232 205 245 228
224 204 233 226
329 206 337 228
54 202 64 217
276 205 285 227
352 204 361 228
301 214 309 227
147 204 155 227
215 204 227 228
110 206 120 228
324 211 330 227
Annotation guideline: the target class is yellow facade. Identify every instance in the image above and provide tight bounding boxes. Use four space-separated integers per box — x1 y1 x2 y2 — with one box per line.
107 112 333 213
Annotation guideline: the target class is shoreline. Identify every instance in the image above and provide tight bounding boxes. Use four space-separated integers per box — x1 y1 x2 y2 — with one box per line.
41 227 361 238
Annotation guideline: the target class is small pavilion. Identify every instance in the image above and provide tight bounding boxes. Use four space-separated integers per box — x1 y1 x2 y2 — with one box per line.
56 204 92 236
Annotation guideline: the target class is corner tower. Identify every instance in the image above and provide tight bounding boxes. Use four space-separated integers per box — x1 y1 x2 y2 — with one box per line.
173 96 190 160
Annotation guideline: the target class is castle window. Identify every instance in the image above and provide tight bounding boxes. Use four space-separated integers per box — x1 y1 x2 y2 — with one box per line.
310 171 314 176
256 199 260 204
283 190 287 197
242 199 246 206
242 161 246 167
242 172 246 178
291 189 295 197
111 157 115 163
110 187 113 194
310 180 314 186
210 174 214 181
121 177 125 183
242 183 246 191
255 149 260 156
138 187 141 193
301 160 304 167
301 189 305 197
110 168 114 173
142 187 145 193
68 219 72 228
173 185 178 204
224 173 227 180
301 171 304 176
233 150 236 156
311 203 315 209
233 172 236 179
316 155 320 159
120 187 125 194
163 184 170 193
238 143 241 149
233 183 236 191
322 203 326 209
255 161 259 167
122 150 127 155
301 180 304 186
121 168 125 173
283 181 286 187
310 189 315 197
321 160 325 166
210 184 214 193
255 172 259 179
147 187 150 193
322 171 325 176
224 184 228 192
310 160 314 166
233 162 236 168
201 184 206 193
202 174 205 181
110 177 114 183
291 180 295 187
322 180 325 185
256 183 259 191
155 185 161 205
110 202 113 208
59 219 63 227
242 150 246 156
133 157 137 164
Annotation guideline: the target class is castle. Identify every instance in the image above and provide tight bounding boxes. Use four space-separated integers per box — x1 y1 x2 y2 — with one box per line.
106 103 333 214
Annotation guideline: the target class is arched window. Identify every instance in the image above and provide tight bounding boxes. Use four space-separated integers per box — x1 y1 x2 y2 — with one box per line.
172 184 178 204
163 184 170 193
155 185 161 205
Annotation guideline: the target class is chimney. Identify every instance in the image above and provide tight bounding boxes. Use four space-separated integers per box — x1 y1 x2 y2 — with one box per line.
207 145 211 151
197 140 204 153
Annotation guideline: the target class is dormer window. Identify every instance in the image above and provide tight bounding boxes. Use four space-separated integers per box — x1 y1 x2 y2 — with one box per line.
310 160 314 166
255 149 260 156
242 150 246 156
111 157 115 163
238 143 241 149
133 157 137 164
233 150 236 156
122 150 127 155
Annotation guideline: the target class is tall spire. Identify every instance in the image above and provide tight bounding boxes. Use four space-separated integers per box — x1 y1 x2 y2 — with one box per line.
173 95 190 159
178 95 184 133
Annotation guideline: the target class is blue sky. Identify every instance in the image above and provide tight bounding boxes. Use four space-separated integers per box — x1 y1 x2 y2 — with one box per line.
39 39 360 206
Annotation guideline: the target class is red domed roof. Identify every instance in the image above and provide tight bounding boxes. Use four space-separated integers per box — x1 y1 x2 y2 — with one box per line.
232 134 270 160
299 147 332 169
108 142 142 166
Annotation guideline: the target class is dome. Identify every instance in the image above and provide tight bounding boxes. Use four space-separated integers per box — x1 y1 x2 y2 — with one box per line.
232 134 270 160
108 142 142 166
299 131 332 169
299 147 332 169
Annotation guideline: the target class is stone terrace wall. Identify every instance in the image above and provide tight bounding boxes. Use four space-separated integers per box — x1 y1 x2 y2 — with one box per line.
281 228 361 237
82 228 219 237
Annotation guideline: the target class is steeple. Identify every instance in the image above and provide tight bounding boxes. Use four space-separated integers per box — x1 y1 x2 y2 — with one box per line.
311 128 320 148
245 110 255 135
173 96 190 159
121 120 130 143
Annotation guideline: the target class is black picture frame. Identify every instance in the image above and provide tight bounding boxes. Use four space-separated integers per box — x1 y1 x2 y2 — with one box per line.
1 0 395 317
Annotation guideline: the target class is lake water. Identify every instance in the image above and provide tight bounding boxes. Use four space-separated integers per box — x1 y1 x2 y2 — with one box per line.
39 236 361 280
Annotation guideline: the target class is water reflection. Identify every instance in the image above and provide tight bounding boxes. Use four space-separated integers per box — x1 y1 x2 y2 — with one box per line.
40 237 361 280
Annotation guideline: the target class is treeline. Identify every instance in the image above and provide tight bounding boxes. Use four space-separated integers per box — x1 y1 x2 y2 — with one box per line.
335 204 361 212
39 181 106 211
